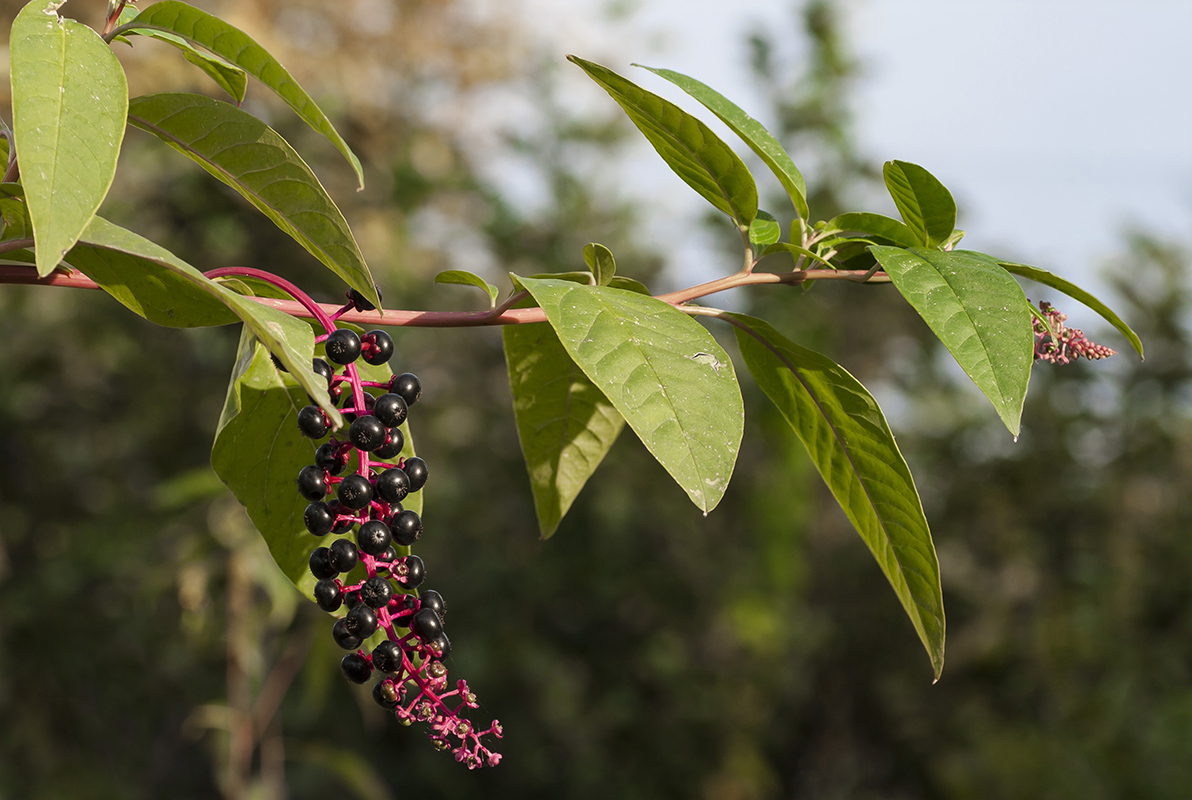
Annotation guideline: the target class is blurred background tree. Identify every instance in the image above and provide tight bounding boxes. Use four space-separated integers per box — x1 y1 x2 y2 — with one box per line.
1 1 1189 798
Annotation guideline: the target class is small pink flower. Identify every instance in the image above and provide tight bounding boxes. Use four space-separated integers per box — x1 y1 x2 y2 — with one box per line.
1032 301 1116 365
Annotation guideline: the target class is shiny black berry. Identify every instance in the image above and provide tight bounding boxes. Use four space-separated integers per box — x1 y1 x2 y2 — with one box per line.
396 593 419 620
360 576 394 609
375 468 410 504
313 579 342 612
346 605 379 638
374 393 408 428
331 512 354 534
357 520 392 556
349 415 387 452
362 330 394 366
344 589 362 610
297 466 327 501
304 502 336 536
331 618 362 650
373 679 399 709
403 457 428 492
297 406 330 439
428 633 451 661
374 428 405 460
372 639 403 672
315 442 348 476
312 358 335 388
419 589 446 621
379 545 398 562
328 538 359 573
340 652 373 684
324 329 362 365
391 373 421 406
399 555 425 589
309 547 336 580
337 474 373 510
348 284 382 312
411 607 444 641
391 509 422 546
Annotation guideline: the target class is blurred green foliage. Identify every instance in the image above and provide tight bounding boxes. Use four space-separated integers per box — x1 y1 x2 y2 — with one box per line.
2 1 1191 798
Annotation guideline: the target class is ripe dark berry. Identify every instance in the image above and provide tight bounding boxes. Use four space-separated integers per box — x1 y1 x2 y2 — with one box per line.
403 457 428 492
391 372 421 406
391 509 422 546
357 520 392 556
349 415 387 451
376 468 410 504
374 428 405 460
362 330 394 366
372 639 404 672
348 284 382 312
374 393 408 428
344 590 362 610
309 547 336 580
297 405 330 439
297 465 327 501
428 633 451 661
324 329 362 365
337 474 373 510
313 579 343 612
373 679 399 709
328 538 359 573
331 513 354 534
315 442 348 476
411 607 444 641
346 605 379 638
312 357 335 388
331 618 361 650
361 576 394 608
396 593 419 620
379 545 398 562
399 555 426 589
304 502 336 536
341 652 373 684
419 589 446 621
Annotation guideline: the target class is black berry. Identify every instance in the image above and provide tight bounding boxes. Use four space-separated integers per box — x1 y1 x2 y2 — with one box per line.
375 468 410 504
374 393 408 428
379 545 398 562
428 633 451 661
297 465 327 501
337 474 373 510
328 538 359 573
391 509 422 546
396 593 419 621
399 555 425 589
372 639 403 672
315 442 348 476
419 589 446 621
348 284 382 312
411 607 444 641
374 428 405 460
324 329 362 365
357 520 392 556
340 653 373 684
309 547 336 580
304 502 336 536
391 373 421 406
362 330 394 366
331 512 354 534
346 605 379 638
349 416 387 452
403 457 428 492
361 576 394 609
331 618 362 650
344 590 362 610
373 679 399 709
297 405 330 439
313 579 342 612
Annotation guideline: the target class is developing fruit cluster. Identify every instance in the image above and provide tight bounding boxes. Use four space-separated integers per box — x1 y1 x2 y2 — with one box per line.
296 293 501 768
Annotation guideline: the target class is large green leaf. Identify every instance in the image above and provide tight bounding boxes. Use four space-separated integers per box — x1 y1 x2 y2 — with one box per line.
729 313 944 679
882 161 956 247
504 317 625 539
640 65 809 219
119 0 365 191
518 276 743 513
873 247 1033 436
999 260 1144 360
211 330 416 594
828 212 920 248
70 216 339 425
10 0 128 276
127 93 376 305
568 56 757 227
114 5 247 102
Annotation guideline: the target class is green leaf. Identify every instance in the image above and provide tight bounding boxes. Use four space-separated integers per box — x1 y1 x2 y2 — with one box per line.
434 269 499 308
114 5 248 102
127 93 378 308
748 210 781 247
518 276 743 513
728 313 944 679
638 65 809 219
582 242 617 286
70 216 339 425
504 317 625 538
999 260 1144 360
568 55 757 227
608 276 651 295
11 0 128 276
882 161 956 247
828 212 920 248
121 0 364 189
872 246 1033 436
212 332 415 594
760 241 833 268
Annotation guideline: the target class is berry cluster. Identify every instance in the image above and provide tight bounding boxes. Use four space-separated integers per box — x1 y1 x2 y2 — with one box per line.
1033 301 1118 365
295 298 501 768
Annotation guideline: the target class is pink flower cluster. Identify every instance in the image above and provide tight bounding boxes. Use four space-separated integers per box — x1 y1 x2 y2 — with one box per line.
1033 301 1117 365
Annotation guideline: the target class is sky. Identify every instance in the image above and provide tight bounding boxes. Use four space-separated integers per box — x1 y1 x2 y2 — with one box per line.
496 0 1192 304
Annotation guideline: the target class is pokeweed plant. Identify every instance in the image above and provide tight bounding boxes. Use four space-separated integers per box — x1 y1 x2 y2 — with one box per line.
0 0 1141 769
